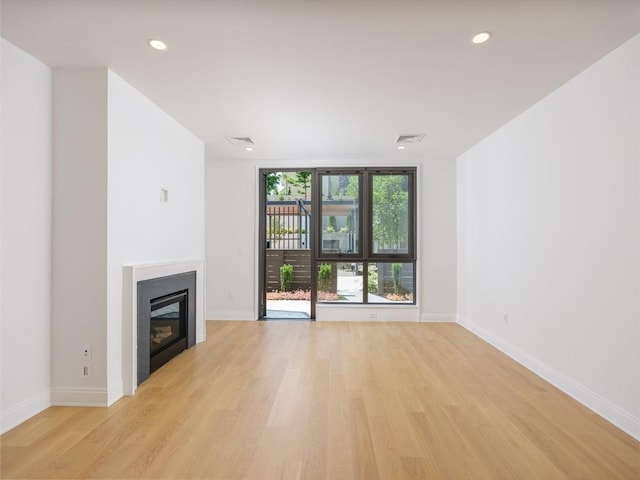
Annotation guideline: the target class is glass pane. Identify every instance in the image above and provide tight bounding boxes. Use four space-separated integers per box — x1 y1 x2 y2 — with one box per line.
371 174 410 254
320 174 359 255
367 263 414 303
317 262 363 303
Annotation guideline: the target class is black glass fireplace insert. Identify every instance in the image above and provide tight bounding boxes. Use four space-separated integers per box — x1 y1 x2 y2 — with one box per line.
137 271 196 385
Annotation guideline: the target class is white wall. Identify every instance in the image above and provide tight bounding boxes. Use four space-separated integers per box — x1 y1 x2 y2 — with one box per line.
205 158 457 321
205 159 257 320
107 71 205 399
1 39 52 433
52 69 109 405
457 35 640 438
51 68 205 406
421 158 457 321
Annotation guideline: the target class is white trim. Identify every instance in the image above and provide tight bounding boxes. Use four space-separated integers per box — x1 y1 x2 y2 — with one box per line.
107 380 124 406
420 313 457 322
457 315 640 441
207 311 256 321
316 305 419 322
51 387 109 407
0 390 51 435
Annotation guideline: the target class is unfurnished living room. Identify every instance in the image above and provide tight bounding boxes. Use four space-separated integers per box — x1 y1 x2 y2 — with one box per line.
1 1 639 479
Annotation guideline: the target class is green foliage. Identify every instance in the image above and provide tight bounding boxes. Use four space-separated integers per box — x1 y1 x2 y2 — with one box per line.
285 171 312 199
346 214 353 231
266 172 280 195
318 263 332 292
267 217 285 239
345 175 359 198
392 263 403 295
368 268 378 294
280 263 293 292
296 172 312 199
372 175 409 250
328 216 337 232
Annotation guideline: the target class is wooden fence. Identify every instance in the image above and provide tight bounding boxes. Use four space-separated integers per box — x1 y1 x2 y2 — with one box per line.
266 250 312 292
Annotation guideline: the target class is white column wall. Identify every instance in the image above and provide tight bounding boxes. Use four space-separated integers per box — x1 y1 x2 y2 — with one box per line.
51 68 109 405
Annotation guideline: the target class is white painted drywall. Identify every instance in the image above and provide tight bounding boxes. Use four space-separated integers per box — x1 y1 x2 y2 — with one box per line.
457 34 640 438
107 71 205 399
52 68 109 405
204 157 457 321
1 39 52 433
51 68 204 407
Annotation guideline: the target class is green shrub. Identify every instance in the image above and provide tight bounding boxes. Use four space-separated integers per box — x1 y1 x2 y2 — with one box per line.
368 268 378 293
280 263 293 292
392 263 403 295
318 263 332 291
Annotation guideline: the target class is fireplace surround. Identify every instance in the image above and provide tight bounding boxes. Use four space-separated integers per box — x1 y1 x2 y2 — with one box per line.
137 271 196 385
123 258 205 396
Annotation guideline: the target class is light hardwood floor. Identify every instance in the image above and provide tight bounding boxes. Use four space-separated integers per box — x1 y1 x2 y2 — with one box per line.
1 321 638 479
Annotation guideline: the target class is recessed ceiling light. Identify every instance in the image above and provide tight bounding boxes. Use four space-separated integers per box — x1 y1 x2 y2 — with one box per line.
397 145 406 150
245 147 254 151
148 39 168 51
471 31 492 44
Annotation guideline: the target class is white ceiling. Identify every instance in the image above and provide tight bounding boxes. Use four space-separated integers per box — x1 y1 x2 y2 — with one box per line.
2 0 639 162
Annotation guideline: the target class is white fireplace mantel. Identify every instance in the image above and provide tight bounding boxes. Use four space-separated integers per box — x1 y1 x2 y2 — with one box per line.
122 258 206 395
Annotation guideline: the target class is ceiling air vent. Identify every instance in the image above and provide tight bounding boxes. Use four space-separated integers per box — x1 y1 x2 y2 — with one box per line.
226 136 254 145
396 134 425 144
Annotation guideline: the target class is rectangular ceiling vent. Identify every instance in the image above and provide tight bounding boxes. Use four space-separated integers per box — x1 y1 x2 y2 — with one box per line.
226 136 254 145
396 134 425 144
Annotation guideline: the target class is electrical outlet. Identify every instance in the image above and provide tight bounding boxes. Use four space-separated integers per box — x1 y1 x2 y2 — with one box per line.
368 313 377 319
503 313 509 323
81 344 92 361
82 364 91 377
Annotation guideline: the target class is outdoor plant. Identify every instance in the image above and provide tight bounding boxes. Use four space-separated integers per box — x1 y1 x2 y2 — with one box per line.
280 263 293 291
368 268 378 294
318 263 332 292
392 263 403 295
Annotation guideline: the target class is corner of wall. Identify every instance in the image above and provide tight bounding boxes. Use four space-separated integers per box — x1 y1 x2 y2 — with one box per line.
0 389 51 435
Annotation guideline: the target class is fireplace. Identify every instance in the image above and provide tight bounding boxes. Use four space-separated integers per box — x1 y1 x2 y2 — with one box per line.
137 271 196 385
150 289 187 374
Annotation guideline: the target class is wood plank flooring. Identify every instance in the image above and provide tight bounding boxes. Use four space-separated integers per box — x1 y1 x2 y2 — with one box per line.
2 321 638 479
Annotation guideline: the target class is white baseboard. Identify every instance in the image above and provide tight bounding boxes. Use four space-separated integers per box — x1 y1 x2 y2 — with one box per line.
420 313 457 322
207 311 255 321
0 389 51 435
51 387 109 407
457 315 640 441
107 380 124 406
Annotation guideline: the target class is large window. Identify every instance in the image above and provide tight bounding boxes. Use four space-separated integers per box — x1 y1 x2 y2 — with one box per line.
315 168 416 304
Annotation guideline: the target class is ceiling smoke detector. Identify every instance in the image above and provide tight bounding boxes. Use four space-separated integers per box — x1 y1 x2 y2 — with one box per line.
396 134 425 144
226 136 254 146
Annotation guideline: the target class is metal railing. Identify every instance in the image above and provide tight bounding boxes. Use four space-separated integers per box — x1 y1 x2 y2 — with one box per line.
266 199 311 250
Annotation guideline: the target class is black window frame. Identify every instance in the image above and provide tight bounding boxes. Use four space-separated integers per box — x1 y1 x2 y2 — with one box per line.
314 167 417 305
